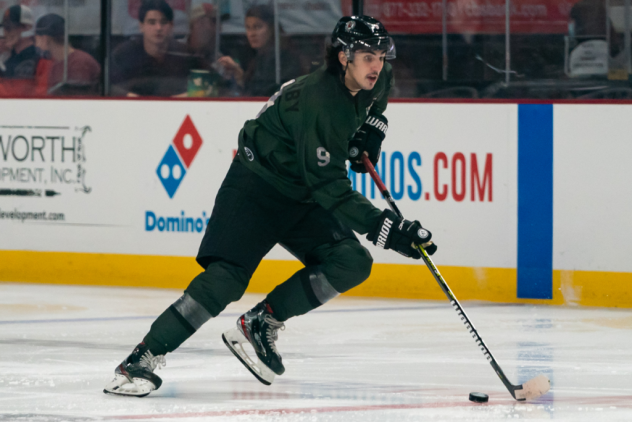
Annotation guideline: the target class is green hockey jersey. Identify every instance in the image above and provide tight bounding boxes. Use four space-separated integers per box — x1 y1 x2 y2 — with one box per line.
237 63 393 235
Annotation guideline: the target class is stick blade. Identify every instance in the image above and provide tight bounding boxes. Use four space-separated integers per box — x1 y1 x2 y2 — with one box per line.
515 374 550 400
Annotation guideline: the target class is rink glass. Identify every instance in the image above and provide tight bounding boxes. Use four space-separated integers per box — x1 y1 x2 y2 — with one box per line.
0 0 629 99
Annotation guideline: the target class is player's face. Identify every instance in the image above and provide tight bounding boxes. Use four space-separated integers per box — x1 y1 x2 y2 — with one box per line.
344 50 386 92
140 11 173 46
245 17 272 50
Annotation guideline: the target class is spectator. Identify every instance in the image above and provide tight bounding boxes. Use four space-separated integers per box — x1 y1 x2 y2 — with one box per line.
111 0 196 97
568 0 606 38
0 27 10 73
0 5 38 79
0 27 7 95
217 5 301 97
0 5 49 96
568 0 624 69
34 14 101 95
185 3 237 95
187 3 221 64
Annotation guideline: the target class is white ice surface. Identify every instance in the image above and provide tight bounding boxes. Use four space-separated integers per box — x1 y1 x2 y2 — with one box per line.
1 282 631 421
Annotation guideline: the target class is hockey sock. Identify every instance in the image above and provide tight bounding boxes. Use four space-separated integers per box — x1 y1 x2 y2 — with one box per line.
143 260 250 355
143 299 200 356
143 309 191 356
266 267 340 321
185 259 250 316
267 239 373 321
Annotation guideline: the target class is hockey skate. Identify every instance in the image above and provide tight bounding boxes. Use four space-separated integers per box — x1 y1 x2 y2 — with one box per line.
222 301 285 385
103 342 166 397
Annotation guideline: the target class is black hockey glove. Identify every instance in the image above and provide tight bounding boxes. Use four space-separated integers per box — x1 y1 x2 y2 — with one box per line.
348 114 388 173
366 209 438 258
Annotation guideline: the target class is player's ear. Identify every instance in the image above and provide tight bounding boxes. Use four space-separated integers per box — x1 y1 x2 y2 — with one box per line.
338 50 348 67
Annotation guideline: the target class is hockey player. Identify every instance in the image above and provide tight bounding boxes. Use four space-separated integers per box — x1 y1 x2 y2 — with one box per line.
104 15 437 397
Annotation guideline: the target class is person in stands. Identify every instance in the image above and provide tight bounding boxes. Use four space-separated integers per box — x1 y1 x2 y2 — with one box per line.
34 13 101 95
0 4 48 96
217 4 301 96
111 0 197 97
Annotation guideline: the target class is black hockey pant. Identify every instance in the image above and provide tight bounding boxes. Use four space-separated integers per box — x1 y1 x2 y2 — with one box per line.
143 159 373 355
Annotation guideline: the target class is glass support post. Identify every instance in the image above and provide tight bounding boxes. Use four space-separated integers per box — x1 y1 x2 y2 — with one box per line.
442 0 448 81
273 0 280 85
63 0 69 85
100 0 111 95
625 0 631 73
505 0 511 84
215 0 221 61
50 0 71 94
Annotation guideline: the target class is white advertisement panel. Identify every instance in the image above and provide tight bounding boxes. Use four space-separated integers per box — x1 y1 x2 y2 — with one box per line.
0 99 254 257
0 99 517 271
553 105 632 273
352 103 517 268
8 100 631 275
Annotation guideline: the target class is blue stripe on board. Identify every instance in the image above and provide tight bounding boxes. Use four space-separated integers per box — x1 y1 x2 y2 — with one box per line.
517 104 554 299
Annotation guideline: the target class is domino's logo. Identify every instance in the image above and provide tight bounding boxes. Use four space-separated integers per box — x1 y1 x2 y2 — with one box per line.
157 115 203 198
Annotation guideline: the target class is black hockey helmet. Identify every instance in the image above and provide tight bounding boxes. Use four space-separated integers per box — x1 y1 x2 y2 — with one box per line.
331 16 395 61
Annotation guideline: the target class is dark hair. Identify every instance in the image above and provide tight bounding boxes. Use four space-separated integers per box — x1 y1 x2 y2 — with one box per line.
138 0 173 23
325 44 344 75
244 5 285 46
35 13 65 45
245 5 274 28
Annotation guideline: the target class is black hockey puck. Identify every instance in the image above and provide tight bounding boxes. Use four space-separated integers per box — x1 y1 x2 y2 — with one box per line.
469 392 489 403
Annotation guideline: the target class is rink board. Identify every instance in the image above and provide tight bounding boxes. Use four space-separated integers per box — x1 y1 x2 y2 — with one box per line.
0 99 630 307
2 250 632 307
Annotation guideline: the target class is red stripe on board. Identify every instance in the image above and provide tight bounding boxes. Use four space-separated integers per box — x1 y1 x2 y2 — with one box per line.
3 95 632 105
0 95 269 102
106 401 488 420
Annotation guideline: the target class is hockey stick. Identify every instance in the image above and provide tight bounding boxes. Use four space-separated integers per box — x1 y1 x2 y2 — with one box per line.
361 154 550 401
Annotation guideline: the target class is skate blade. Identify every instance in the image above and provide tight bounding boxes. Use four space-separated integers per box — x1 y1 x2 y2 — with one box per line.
222 328 275 386
103 374 156 397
